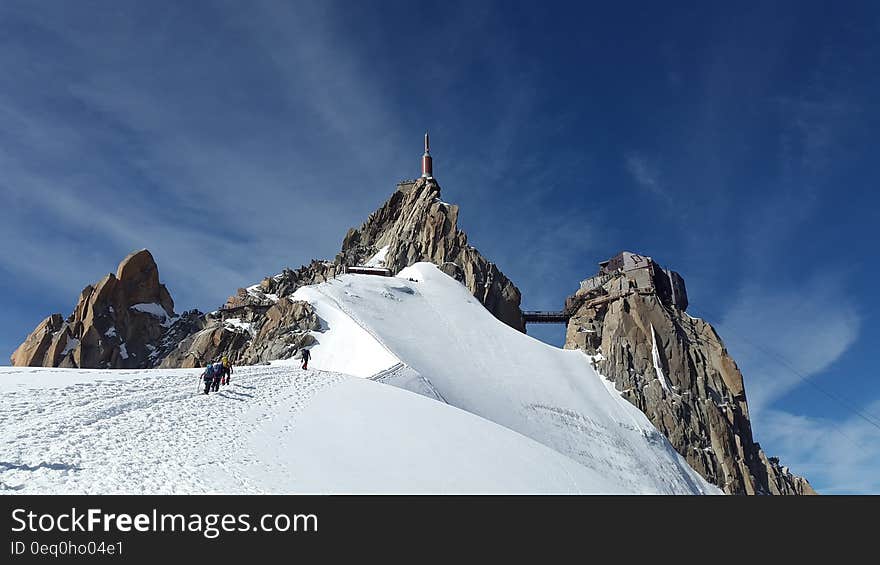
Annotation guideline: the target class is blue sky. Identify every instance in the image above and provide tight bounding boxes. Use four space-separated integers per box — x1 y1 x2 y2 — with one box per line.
1 1 878 493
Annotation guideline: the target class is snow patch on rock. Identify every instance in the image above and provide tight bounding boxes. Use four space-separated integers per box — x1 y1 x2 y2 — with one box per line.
130 303 169 319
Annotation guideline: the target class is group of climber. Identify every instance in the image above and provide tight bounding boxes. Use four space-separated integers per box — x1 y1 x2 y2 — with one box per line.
200 356 234 395
199 349 313 395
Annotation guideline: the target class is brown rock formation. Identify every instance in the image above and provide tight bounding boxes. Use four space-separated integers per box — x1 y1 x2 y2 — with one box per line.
563 251 815 495
10 314 65 366
161 178 525 368
8 184 815 498
158 299 320 367
336 177 523 330
10 249 180 369
157 318 250 369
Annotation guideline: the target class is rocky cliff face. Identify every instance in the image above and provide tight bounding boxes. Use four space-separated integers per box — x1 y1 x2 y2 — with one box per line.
11 250 185 369
9 185 815 495
563 252 815 495
157 298 321 368
12 178 523 370
337 177 524 331
159 177 524 368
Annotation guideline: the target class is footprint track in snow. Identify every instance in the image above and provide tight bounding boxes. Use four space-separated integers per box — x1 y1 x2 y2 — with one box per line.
0 366 347 494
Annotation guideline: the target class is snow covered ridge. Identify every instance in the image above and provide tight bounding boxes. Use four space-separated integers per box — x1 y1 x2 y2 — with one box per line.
290 262 718 494
0 262 718 494
1 366 631 494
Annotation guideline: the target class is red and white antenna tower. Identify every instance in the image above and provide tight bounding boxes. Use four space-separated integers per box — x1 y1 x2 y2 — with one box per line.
421 131 433 179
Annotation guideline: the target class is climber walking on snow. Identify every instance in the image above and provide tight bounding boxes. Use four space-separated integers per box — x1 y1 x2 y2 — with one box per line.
210 360 224 392
220 356 233 386
301 347 311 370
201 363 217 395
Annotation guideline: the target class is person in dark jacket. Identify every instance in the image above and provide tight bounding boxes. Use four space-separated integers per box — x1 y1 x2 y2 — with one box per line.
301 348 311 370
201 363 216 395
211 361 224 392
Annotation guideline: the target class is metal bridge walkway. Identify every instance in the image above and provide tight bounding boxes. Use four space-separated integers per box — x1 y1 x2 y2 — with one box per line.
522 311 570 324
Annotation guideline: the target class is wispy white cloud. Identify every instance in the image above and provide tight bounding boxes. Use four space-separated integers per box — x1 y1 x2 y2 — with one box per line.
0 1 418 318
623 153 685 229
760 403 880 494
718 274 861 415
0 0 577 363
625 153 666 199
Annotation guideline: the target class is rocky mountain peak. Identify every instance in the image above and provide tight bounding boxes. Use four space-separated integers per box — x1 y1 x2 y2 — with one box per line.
158 177 526 368
11 249 180 368
8 187 816 495
115 249 175 314
337 177 524 331
563 251 814 494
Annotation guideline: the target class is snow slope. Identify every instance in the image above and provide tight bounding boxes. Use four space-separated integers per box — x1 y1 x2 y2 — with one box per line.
0 366 617 494
293 263 717 494
293 287 398 378
1 262 719 494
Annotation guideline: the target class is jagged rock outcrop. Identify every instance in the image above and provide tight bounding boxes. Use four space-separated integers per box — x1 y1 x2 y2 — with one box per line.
337 177 523 330
180 260 341 366
9 181 815 496
10 314 66 367
241 299 320 364
224 260 342 310
158 299 320 368
11 250 185 369
157 314 250 369
564 251 815 495
159 177 525 368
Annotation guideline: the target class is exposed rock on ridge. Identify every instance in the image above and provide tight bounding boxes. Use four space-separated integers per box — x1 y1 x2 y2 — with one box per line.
157 298 321 368
11 250 183 369
157 258 337 367
13 177 524 370
8 192 817 496
563 251 815 495
337 177 524 331
162 177 524 367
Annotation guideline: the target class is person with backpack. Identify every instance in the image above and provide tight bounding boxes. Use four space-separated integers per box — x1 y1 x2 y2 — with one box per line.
201 363 216 395
211 360 224 392
301 347 311 370
220 356 233 386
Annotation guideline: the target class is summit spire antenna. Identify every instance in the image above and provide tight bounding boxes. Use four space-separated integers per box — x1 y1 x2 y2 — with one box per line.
421 131 433 179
